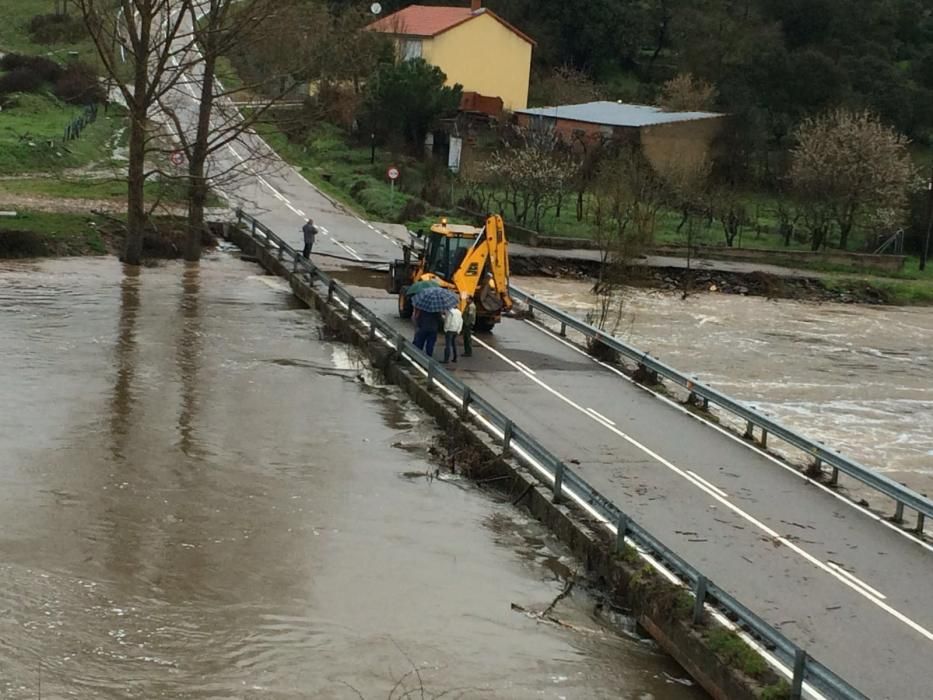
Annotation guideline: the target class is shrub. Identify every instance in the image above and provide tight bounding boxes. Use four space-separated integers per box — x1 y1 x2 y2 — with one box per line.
54 62 105 104
0 67 46 96
0 53 62 83
27 13 86 44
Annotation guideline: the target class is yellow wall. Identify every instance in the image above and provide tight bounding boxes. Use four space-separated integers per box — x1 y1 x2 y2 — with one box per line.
421 13 532 111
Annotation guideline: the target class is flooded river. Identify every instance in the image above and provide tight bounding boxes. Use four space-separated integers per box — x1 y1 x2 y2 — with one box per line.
516 277 933 497
0 256 703 699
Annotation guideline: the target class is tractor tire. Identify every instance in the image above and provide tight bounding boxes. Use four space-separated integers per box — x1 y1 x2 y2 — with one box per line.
473 316 496 333
398 289 413 319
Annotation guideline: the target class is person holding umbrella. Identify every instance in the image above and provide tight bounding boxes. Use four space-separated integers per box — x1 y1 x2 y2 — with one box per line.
411 286 459 359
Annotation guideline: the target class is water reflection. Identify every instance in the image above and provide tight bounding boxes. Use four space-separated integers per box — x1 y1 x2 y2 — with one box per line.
109 264 141 462
177 262 202 457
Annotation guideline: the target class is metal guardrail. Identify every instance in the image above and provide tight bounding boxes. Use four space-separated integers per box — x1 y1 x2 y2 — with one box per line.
234 209 868 700
509 286 932 538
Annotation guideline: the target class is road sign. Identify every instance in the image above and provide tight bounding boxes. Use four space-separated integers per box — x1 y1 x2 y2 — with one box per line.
371 2 382 14
387 165 400 181
170 150 185 167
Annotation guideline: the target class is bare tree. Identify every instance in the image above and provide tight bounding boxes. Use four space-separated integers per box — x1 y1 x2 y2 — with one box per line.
154 0 302 261
657 153 712 298
75 0 198 264
790 109 916 250
587 144 663 335
657 73 718 112
534 65 602 107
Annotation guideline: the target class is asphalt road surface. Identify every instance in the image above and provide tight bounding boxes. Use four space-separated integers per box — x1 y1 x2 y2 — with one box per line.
159 17 933 698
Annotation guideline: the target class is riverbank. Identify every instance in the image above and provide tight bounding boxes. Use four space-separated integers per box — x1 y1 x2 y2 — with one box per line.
510 250 933 306
0 210 217 260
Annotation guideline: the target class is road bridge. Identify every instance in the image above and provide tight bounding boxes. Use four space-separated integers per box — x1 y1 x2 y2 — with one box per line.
155 17 933 696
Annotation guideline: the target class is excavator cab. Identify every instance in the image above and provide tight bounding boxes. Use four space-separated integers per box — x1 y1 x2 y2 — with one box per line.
387 215 512 332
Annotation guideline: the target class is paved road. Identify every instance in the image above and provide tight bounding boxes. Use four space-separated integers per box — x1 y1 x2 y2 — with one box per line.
158 20 933 698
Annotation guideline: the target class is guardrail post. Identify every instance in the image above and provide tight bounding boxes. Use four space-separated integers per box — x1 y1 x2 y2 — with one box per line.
893 501 904 524
347 298 356 322
917 512 926 535
808 458 823 477
791 649 807 700
369 320 377 341
327 279 336 301
559 321 567 337
744 421 754 440
460 387 472 419
760 429 768 448
829 466 839 486
502 420 513 456
277 243 285 261
702 397 709 411
692 576 708 625
251 219 257 235
292 253 300 273
395 334 404 360
614 514 628 554
427 360 436 386
552 462 565 503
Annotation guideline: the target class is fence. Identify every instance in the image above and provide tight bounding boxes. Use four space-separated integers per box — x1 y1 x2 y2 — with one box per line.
63 103 98 142
234 208 870 700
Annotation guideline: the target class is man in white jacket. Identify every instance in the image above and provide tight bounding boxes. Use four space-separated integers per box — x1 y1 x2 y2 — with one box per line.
442 306 463 364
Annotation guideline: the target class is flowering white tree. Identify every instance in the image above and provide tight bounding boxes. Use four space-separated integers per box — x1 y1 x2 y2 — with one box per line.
791 109 916 250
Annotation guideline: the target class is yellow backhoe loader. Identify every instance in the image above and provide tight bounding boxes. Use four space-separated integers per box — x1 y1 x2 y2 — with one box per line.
387 214 512 332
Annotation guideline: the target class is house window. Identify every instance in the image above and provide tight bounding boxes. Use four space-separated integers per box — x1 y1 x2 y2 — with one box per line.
399 39 422 61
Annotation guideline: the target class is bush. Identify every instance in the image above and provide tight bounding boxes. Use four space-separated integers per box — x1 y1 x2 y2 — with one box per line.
27 13 86 44
0 230 49 257
53 62 105 104
0 53 62 83
0 67 46 95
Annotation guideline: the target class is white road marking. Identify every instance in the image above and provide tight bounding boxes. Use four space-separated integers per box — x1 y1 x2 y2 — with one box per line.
826 562 887 601
473 334 927 641
586 408 616 426
524 317 933 556
687 470 729 499
514 361 536 375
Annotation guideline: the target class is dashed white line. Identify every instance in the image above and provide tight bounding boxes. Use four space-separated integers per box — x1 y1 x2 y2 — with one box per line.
514 361 536 375
687 470 729 499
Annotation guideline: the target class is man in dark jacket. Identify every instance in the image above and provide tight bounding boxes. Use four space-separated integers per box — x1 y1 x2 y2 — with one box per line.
412 308 442 358
302 218 317 258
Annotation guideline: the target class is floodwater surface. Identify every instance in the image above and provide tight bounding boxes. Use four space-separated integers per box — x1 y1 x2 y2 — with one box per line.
515 276 933 496
0 255 704 699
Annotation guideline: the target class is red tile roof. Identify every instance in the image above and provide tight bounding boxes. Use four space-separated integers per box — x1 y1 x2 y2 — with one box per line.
367 5 535 46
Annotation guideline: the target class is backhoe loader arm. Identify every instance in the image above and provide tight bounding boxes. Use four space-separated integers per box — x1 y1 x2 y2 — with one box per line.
451 214 512 314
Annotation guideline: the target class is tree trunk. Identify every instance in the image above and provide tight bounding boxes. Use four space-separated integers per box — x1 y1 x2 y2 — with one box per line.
185 48 218 262
576 190 584 221
125 115 147 265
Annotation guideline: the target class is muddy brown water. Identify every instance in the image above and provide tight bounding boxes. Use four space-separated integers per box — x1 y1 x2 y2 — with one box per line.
0 255 704 699
515 276 933 497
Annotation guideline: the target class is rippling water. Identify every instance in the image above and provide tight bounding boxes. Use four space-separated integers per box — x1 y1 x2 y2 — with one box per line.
515 277 933 496
0 256 703 699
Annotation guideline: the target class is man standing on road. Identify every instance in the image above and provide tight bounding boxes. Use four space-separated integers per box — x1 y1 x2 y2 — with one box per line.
462 296 476 357
302 218 318 259
412 308 442 359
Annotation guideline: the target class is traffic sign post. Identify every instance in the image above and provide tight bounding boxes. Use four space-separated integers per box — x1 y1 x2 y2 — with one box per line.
387 165 400 194
170 150 185 168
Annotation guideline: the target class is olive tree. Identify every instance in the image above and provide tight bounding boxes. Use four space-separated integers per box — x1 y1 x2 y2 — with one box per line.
790 109 916 250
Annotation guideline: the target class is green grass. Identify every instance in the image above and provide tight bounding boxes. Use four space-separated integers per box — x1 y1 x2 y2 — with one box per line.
0 1 92 57
0 176 208 205
0 93 122 175
0 210 105 256
254 119 442 225
705 628 768 679
759 680 792 700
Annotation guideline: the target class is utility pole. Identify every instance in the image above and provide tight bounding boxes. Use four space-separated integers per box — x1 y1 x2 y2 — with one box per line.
922 164 933 272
